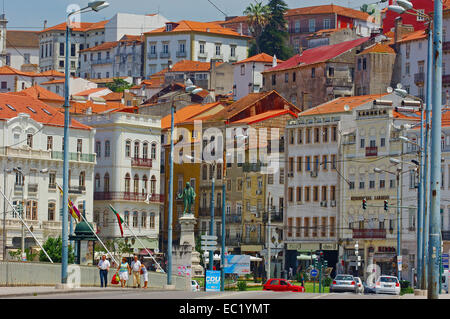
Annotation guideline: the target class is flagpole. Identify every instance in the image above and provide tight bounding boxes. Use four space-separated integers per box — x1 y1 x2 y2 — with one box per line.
0 189 54 263
122 220 165 273
78 213 118 265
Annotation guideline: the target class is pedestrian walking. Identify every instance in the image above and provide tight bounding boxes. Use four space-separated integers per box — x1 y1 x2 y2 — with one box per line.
131 255 142 288
98 255 110 288
289 267 293 280
141 262 148 288
299 273 305 287
117 257 131 288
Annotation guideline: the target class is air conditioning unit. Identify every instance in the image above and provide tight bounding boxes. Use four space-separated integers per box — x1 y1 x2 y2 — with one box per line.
330 200 336 207
320 201 327 207
310 171 318 177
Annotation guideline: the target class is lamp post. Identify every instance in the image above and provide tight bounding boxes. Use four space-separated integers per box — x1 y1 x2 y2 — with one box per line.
61 0 109 285
2 167 12 261
167 85 203 286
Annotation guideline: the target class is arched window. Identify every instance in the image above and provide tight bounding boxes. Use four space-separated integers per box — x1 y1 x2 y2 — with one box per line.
104 173 110 192
141 212 147 228
143 142 148 159
142 175 148 195
133 174 139 193
133 211 138 227
124 211 130 225
151 175 156 194
105 140 111 157
79 171 85 188
151 143 157 160
149 212 155 229
125 140 131 157
125 173 131 193
134 141 140 159
95 174 100 191
48 202 56 221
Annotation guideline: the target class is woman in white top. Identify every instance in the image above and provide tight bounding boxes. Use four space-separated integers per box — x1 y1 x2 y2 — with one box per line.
140 263 148 288
117 257 131 288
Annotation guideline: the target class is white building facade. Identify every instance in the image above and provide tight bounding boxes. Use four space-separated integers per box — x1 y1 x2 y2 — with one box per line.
0 93 96 260
144 21 250 77
78 113 162 249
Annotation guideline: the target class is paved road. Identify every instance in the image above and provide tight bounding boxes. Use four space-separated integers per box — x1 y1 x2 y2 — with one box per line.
10 290 403 299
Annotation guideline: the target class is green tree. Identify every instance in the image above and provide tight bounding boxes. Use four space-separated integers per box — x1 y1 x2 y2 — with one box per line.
39 236 75 263
106 78 132 93
258 0 293 60
244 1 271 55
195 235 205 268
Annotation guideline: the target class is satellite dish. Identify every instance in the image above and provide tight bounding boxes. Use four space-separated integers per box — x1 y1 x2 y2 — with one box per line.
344 104 350 112
396 83 403 89
387 87 393 93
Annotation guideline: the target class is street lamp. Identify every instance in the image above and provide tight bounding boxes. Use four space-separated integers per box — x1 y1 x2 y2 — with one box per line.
60 0 109 286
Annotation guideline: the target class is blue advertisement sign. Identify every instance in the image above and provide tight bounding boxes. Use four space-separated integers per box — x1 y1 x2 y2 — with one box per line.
442 253 449 270
224 255 251 275
205 270 221 292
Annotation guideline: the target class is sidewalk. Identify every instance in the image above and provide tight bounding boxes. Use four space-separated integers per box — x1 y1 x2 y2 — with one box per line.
400 293 450 299
0 285 160 298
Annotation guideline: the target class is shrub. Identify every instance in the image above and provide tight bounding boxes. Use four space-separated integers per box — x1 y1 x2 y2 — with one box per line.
322 277 332 287
237 281 247 291
399 280 410 289
400 287 414 295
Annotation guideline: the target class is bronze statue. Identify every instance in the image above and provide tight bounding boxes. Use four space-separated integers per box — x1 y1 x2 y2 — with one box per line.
177 182 196 215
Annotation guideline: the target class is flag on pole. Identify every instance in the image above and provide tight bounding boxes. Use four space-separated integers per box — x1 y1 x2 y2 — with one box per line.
109 205 124 237
57 184 81 222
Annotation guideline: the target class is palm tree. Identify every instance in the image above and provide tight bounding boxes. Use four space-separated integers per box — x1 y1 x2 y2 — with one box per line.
244 1 271 54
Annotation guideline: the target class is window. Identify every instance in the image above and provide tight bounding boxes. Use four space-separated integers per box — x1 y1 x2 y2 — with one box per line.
125 140 131 157
296 187 302 202
306 156 311 171
125 173 131 193
59 43 64 56
49 172 56 189
285 73 289 83
324 19 331 29
151 143 157 159
149 213 155 229
71 44 76 57
95 174 101 191
297 157 302 172
296 218 301 237
311 68 315 78
133 212 138 228
304 217 310 237
360 138 365 148
288 187 294 202
77 139 82 153
48 202 55 221
314 127 320 143
95 141 101 157
331 154 337 170
241 65 245 75
363 58 367 70
104 173 110 192
405 63 410 75
27 134 33 148
321 217 327 237
322 155 328 170
79 171 86 188
105 141 110 157
330 186 336 201
323 127 328 143
380 137 386 147
279 168 284 184
306 128 311 143
331 126 337 141
309 19 316 32
124 211 130 225
271 74 276 85
288 218 293 237
47 136 53 150
305 186 310 202
199 42 205 54
141 212 147 229
313 186 319 202
330 217 335 237
231 45 236 57
215 44 221 56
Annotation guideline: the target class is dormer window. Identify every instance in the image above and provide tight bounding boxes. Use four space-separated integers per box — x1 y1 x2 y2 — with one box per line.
165 22 179 32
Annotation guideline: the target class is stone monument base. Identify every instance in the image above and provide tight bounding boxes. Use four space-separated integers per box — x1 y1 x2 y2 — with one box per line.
179 214 204 277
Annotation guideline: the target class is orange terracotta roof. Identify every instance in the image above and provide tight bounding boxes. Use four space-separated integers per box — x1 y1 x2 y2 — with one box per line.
286 4 370 21
145 20 251 38
220 16 248 25
89 77 130 84
0 93 90 130
231 109 298 124
160 102 222 129
69 100 124 115
310 28 341 36
101 92 123 101
10 84 64 102
80 41 118 52
359 43 396 55
39 70 65 77
40 79 66 85
393 110 421 120
397 29 427 44
234 53 283 65
74 87 110 97
385 31 395 39
168 60 222 72
0 65 39 77
40 20 109 33
300 94 389 116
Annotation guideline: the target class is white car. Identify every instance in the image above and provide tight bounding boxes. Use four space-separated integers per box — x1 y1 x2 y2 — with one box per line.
191 280 200 292
375 276 401 295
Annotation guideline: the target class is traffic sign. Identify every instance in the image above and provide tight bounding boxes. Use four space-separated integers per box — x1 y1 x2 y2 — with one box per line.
201 235 217 240
201 240 217 246
201 246 217 251
310 269 318 278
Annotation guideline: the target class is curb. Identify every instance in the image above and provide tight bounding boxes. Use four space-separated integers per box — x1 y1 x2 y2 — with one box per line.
0 287 165 298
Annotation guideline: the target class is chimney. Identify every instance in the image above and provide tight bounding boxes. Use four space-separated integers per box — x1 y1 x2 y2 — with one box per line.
272 55 278 68
43 20 47 30
394 16 403 45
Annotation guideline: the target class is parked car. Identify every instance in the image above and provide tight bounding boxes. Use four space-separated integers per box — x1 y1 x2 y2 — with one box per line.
354 277 364 294
191 280 200 292
375 276 400 295
329 274 357 293
263 278 305 292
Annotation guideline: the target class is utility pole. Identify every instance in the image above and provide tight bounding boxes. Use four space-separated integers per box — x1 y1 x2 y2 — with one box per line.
267 193 271 281
429 0 443 299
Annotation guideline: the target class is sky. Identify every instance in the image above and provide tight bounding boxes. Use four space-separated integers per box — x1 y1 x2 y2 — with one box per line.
5 0 376 31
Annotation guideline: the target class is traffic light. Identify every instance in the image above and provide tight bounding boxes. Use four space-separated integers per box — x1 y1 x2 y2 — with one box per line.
384 200 388 211
362 198 367 210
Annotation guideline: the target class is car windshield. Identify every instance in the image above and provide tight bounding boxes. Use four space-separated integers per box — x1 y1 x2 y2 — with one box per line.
380 277 398 283
335 275 353 281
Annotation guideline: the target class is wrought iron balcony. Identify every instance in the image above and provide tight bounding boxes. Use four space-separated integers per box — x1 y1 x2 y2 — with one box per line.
28 184 38 193
91 58 113 65
176 51 187 58
131 157 153 168
69 186 85 194
414 72 425 84
148 52 157 59
51 151 96 163
225 214 242 223
352 229 386 239
198 207 222 217
160 52 170 58
94 192 164 203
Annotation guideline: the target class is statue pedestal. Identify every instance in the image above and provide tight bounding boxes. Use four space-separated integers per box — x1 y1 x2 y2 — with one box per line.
179 214 204 277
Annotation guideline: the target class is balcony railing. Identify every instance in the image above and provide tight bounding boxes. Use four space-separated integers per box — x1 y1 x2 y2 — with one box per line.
198 52 208 58
176 51 187 58
48 184 56 190
365 146 378 157
414 72 425 84
326 77 353 87
51 151 96 163
14 184 23 192
352 229 386 239
91 58 113 65
69 186 85 194
94 192 164 203
28 184 38 193
160 52 170 58
131 157 153 168
148 52 157 59
225 214 242 223
241 238 264 245
243 162 265 172
199 207 222 217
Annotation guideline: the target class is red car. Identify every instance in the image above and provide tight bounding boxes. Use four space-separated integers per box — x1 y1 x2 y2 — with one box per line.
263 278 305 292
